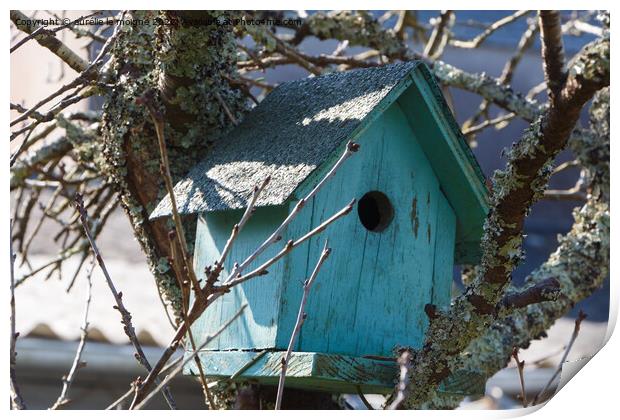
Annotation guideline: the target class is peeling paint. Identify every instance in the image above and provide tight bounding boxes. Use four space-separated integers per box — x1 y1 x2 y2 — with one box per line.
411 197 419 237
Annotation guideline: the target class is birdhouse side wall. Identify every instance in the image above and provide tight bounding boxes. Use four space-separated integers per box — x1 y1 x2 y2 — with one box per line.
397 72 487 263
275 102 457 357
191 205 290 350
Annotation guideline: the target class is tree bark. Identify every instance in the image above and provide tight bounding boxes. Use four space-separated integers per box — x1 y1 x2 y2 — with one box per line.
100 10 246 316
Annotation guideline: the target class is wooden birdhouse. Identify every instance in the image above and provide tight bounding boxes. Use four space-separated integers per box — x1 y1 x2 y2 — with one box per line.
151 61 489 394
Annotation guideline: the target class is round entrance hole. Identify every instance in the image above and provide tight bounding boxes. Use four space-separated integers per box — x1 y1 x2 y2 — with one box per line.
357 191 394 232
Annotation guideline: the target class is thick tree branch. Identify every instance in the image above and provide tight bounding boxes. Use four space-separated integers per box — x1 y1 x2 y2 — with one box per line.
467 35 608 313
433 86 609 410
539 11 567 101
398 35 608 408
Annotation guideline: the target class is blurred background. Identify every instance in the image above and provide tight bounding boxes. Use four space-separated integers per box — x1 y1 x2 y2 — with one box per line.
10 10 609 409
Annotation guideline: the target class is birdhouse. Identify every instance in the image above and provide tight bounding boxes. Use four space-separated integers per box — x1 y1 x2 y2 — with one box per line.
150 61 489 394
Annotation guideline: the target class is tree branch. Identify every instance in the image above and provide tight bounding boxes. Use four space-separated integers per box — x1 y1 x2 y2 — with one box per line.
511 348 528 407
275 242 331 409
10 10 89 72
126 140 358 409
450 10 531 49
10 221 27 410
132 304 247 410
500 278 560 309
539 11 567 101
74 194 177 409
398 35 608 408
410 86 609 409
532 311 587 404
50 257 95 409
423 11 454 59
387 350 413 410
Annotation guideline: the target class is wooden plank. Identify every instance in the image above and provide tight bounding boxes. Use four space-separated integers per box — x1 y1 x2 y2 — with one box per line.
192 206 288 350
274 196 315 350
353 104 442 356
396 69 488 264
185 349 484 396
185 350 397 394
278 121 381 356
431 192 457 311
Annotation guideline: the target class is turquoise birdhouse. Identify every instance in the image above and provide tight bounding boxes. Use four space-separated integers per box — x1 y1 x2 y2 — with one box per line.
151 61 489 394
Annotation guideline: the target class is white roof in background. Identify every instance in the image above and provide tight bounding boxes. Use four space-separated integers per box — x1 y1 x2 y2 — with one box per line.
15 255 176 347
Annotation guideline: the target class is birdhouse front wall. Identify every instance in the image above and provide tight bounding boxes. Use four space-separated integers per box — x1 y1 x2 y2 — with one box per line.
190 101 457 359
191 205 291 351
275 102 456 357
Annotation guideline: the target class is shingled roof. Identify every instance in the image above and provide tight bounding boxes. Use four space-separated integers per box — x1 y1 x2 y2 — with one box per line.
151 61 484 219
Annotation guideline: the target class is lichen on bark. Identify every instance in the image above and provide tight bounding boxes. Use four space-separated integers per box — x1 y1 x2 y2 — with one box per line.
394 32 609 407
100 10 246 317
415 87 610 410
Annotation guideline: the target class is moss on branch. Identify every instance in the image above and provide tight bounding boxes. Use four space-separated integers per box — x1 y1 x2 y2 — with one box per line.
100 10 246 317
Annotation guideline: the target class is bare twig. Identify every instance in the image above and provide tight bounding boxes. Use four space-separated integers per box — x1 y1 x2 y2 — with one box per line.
512 347 527 407
237 51 382 73
500 278 561 309
356 387 375 410
532 311 587 405
10 11 102 54
10 87 99 141
562 19 604 37
543 189 587 201
275 242 331 409
166 231 213 408
10 220 27 410
451 10 531 49
133 304 247 410
140 96 202 297
499 19 539 84
552 159 580 176
21 186 64 261
214 92 238 125
462 113 516 136
527 81 548 99
50 257 95 409
106 386 136 410
424 11 454 59
219 178 270 274
461 20 537 137
223 200 354 291
132 194 356 408
179 176 268 408
230 141 359 281
10 125 37 167
261 27 322 75
11 12 123 130
74 194 177 409
387 350 412 410
10 10 89 72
